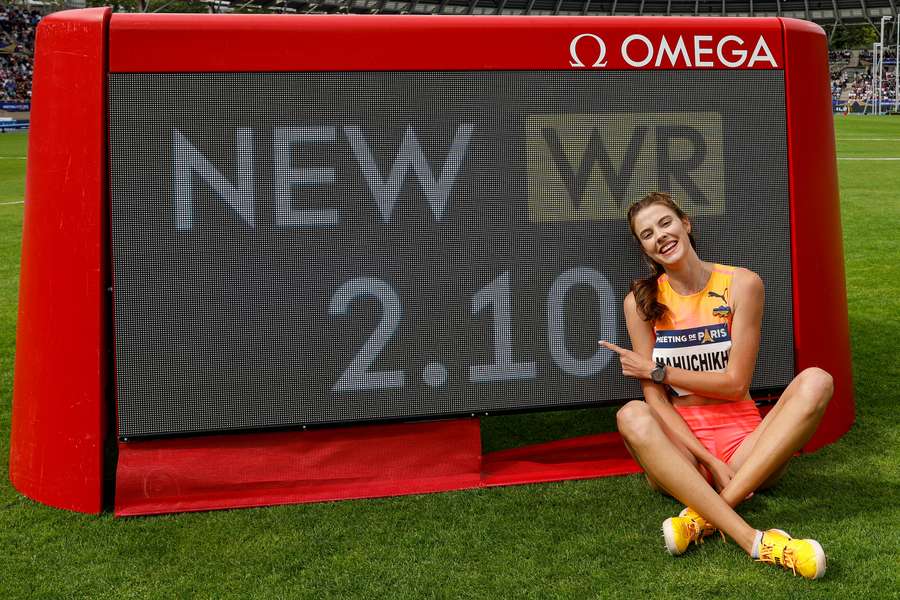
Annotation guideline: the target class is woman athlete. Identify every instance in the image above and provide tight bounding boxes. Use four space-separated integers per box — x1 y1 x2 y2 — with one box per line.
599 192 834 580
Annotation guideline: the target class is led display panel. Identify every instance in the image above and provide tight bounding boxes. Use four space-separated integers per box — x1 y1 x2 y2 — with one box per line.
110 69 793 438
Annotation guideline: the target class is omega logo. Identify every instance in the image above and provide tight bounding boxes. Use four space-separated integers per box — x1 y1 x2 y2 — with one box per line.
569 33 608 68
568 32 778 69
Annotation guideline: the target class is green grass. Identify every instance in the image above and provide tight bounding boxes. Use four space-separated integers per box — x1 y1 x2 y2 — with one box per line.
1 118 899 599
0 132 28 203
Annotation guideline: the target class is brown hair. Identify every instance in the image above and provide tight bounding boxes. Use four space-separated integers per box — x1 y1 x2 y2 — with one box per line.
626 192 697 323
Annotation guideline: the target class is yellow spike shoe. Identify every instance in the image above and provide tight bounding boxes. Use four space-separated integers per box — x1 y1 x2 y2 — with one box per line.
679 507 720 540
755 529 827 580
662 513 705 556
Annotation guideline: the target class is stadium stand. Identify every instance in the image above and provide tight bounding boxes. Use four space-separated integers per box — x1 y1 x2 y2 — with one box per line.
234 0 900 22
0 0 898 114
42 0 895 23
0 5 38 103
830 47 897 110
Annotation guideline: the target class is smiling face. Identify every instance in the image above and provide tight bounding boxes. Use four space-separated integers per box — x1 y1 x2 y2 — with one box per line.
630 202 694 268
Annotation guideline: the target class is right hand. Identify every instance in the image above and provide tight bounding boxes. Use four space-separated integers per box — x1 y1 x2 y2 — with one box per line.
598 341 656 380
705 457 736 492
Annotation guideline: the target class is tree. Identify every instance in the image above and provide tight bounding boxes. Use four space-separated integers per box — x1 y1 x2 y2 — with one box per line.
830 24 878 50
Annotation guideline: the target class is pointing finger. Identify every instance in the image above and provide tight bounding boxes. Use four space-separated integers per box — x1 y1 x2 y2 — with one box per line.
599 341 625 354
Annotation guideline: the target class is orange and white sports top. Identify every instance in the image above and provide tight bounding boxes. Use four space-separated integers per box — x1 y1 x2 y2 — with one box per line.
651 264 735 397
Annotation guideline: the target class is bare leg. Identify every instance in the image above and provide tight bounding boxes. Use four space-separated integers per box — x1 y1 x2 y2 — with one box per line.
621 407 701 497
623 438 699 498
617 400 758 553
719 368 833 507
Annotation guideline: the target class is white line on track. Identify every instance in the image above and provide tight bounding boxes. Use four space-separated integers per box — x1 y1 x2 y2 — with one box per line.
837 157 900 160
0 156 26 159
0 200 24 205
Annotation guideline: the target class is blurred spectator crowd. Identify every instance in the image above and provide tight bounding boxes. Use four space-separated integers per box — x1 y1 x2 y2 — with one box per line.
0 13 898 107
1 6 41 102
830 49 898 106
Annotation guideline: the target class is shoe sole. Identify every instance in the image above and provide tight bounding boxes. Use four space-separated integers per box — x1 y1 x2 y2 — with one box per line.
662 518 683 556
806 538 827 579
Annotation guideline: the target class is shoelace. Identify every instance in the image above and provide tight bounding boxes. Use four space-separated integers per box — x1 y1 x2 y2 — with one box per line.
688 516 726 543
686 520 702 545
756 541 798 576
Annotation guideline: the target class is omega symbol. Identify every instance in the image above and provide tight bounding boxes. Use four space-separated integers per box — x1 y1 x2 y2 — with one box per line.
569 33 608 68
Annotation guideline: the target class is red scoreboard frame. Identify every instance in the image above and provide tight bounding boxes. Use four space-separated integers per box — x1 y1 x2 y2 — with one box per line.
9 9 853 514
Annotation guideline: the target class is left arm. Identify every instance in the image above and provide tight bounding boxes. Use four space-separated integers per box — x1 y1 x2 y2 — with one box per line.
603 269 764 401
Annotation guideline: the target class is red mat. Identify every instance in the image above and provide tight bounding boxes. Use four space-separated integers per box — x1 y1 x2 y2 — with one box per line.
482 431 642 487
115 419 641 516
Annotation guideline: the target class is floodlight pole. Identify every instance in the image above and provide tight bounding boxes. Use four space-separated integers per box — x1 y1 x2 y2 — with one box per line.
879 16 892 115
872 42 881 115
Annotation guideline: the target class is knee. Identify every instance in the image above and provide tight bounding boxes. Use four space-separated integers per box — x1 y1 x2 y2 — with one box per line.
617 401 657 444
794 367 834 415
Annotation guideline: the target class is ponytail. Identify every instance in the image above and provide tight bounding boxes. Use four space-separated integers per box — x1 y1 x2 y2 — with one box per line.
630 260 667 323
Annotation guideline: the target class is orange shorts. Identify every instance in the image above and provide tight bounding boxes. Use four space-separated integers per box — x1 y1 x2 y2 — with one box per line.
674 399 763 464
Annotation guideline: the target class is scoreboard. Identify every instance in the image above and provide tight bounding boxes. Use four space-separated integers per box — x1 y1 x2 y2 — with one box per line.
109 70 793 437
9 11 854 512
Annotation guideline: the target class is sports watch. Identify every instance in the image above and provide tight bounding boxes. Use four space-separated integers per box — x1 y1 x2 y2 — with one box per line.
651 362 667 384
